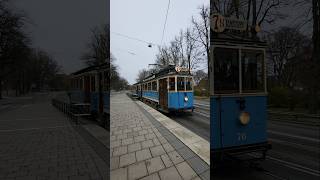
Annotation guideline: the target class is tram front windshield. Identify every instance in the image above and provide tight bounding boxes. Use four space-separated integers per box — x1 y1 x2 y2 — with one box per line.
214 47 265 94
177 77 193 92
214 48 239 94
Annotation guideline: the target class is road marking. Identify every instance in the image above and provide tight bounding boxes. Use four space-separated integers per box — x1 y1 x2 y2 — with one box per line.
0 125 73 132
268 130 320 143
267 156 320 177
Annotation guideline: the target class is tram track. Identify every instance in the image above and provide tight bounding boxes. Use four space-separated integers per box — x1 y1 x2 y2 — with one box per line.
191 100 320 179
130 95 319 179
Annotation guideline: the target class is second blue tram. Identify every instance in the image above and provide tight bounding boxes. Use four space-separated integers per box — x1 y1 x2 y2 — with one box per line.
69 63 110 128
134 65 194 113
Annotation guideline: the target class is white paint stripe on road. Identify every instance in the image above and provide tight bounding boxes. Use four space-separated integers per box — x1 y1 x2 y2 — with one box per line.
137 101 210 165
268 130 320 143
0 125 73 132
267 156 320 177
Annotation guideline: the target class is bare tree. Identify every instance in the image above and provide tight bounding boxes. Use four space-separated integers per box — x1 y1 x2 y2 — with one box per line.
136 69 151 83
192 5 210 89
154 28 203 73
292 0 320 112
184 28 204 71
193 70 208 85
0 0 28 98
82 25 109 66
267 27 310 88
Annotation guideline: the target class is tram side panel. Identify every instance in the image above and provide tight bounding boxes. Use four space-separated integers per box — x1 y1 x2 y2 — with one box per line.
90 91 99 113
103 91 110 114
211 95 267 151
168 92 194 110
142 90 159 103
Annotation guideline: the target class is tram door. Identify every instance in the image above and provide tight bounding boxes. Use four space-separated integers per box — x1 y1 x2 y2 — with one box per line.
84 76 90 103
159 78 168 109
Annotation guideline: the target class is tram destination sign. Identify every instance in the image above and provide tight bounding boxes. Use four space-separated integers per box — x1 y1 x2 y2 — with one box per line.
211 14 247 32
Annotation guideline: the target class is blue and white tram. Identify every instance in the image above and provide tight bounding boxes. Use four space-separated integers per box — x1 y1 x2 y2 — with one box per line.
210 37 271 164
134 65 194 113
69 62 110 128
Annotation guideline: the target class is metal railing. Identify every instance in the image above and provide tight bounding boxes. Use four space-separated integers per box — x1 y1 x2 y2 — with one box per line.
51 99 91 124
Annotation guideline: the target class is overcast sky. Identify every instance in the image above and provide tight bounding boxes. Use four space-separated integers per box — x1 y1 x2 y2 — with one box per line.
111 0 209 84
10 0 310 82
11 0 108 74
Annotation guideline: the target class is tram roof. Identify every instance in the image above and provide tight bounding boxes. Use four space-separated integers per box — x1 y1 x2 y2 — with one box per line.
134 65 191 85
71 62 109 76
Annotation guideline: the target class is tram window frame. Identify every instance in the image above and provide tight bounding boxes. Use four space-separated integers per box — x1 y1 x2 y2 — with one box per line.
77 78 80 89
147 82 151 91
103 71 109 92
213 47 240 94
91 76 96 92
152 81 157 91
186 77 193 91
241 50 265 93
177 77 185 91
169 77 176 91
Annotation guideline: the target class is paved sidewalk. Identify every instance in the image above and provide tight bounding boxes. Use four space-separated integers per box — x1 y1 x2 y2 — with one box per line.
0 96 109 180
110 93 209 180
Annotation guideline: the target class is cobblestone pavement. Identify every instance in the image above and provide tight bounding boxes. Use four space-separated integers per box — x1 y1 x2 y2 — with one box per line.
110 93 209 180
0 95 109 180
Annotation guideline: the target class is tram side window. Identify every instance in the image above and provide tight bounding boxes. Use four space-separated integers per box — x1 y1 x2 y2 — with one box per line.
177 77 185 91
214 48 239 94
186 77 193 91
91 76 95 92
152 81 157 91
147 82 151 91
79 78 82 90
241 50 265 92
169 77 175 91
103 71 109 92
144 83 147 91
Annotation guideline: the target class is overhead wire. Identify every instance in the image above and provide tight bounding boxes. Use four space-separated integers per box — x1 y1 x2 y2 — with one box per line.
111 31 159 46
160 0 171 45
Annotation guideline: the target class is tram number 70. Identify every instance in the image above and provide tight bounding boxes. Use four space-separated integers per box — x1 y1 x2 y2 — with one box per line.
237 133 247 141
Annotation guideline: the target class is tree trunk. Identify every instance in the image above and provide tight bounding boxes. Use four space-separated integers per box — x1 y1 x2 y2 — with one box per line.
309 0 320 113
207 48 210 96
312 0 320 63
251 0 257 38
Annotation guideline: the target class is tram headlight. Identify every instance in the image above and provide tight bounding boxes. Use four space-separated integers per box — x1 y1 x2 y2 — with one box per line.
239 112 250 125
184 96 189 102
